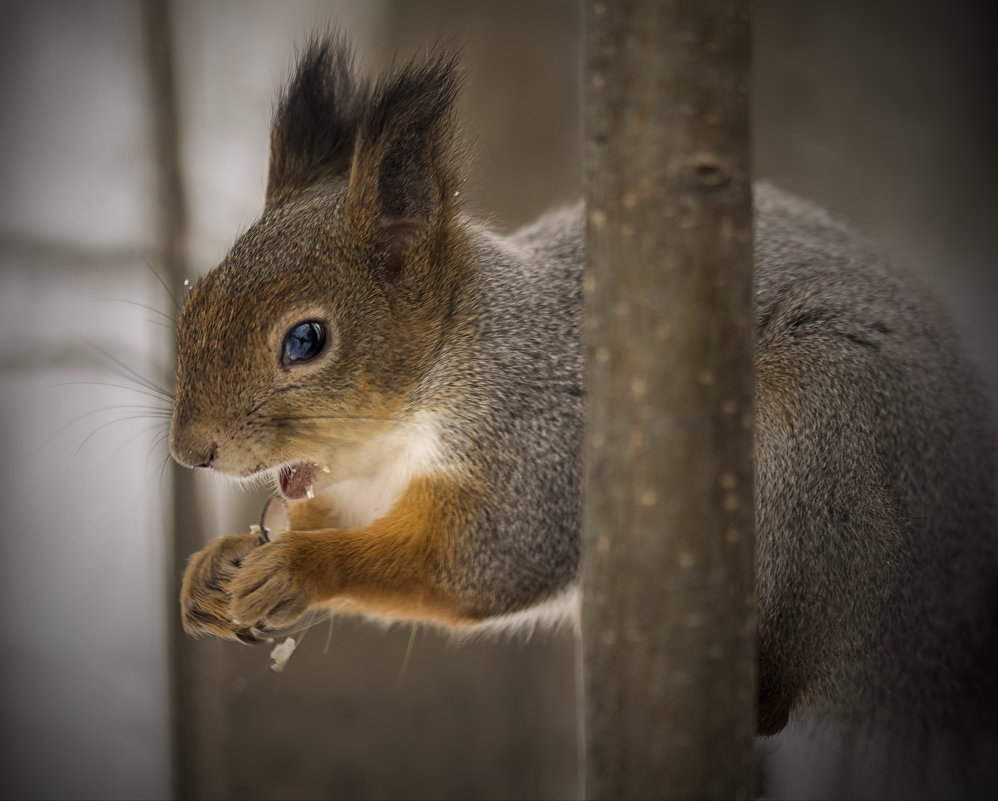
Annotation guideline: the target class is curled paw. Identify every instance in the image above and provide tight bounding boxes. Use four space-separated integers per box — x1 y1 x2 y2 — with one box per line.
180 532 263 643
228 535 318 635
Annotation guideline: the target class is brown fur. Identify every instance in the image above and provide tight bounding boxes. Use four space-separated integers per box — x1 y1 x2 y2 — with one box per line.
180 474 484 639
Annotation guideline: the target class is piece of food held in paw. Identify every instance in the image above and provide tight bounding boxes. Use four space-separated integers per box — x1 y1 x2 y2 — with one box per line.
269 637 297 672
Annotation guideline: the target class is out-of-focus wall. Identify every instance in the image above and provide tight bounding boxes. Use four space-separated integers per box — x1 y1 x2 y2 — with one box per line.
0 2 171 799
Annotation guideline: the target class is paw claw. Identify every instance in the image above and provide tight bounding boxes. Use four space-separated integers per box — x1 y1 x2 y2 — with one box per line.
227 538 314 633
179 532 263 642
236 629 262 645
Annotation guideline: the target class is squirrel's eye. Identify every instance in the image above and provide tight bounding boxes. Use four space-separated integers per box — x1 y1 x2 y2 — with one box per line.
281 321 326 366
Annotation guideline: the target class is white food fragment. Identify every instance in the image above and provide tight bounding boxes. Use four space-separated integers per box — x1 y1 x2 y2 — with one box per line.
320 464 331 474
305 484 315 500
270 637 297 672
249 524 262 536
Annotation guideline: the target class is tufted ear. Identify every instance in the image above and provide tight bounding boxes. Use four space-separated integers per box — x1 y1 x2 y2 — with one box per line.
265 35 364 208
345 51 463 285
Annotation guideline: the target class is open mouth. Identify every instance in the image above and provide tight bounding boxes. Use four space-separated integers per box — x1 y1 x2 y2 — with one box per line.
277 462 317 501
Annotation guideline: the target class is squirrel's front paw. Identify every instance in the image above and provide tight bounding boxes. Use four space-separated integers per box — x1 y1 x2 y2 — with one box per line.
228 534 320 634
181 532 263 643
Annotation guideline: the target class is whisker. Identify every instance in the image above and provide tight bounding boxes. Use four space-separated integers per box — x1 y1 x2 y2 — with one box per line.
50 380 174 405
157 449 174 494
81 338 174 400
96 297 177 325
146 429 171 473
396 623 418 688
45 403 171 447
323 617 335 655
294 610 319 647
75 414 169 456
108 420 171 462
269 414 416 426
261 607 332 641
138 253 181 311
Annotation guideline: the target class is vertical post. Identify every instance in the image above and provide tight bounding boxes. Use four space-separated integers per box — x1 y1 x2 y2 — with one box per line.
582 1 755 799
141 2 219 797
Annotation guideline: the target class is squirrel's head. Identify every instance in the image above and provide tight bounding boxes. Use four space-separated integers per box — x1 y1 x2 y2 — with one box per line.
169 37 468 499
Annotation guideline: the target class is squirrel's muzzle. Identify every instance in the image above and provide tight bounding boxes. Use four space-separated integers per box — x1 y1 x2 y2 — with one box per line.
169 417 219 470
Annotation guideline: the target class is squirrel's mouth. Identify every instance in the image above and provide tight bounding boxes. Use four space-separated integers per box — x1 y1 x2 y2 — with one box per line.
277 462 317 501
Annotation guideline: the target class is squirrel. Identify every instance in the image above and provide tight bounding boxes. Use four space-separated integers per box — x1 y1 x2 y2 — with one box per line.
170 37 998 747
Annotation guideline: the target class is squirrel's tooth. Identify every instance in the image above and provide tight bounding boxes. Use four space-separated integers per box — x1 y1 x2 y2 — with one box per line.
306 484 315 500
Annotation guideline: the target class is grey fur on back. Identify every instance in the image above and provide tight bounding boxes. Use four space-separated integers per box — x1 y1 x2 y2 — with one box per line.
751 183 997 735
425 207 588 617
447 182 998 743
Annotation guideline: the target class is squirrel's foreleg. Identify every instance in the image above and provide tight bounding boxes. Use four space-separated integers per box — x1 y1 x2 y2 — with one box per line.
227 476 481 631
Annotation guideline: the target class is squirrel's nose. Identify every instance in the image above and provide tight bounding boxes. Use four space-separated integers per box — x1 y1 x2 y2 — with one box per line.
194 442 218 469
169 420 220 469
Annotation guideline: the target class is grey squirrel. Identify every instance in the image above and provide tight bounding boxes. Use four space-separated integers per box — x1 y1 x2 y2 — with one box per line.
170 37 998 748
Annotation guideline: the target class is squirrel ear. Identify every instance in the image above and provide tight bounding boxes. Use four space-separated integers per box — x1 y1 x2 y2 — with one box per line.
345 52 462 264
265 35 363 208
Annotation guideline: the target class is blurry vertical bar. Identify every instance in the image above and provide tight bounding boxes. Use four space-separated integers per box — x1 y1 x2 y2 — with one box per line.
141 1 220 798
582 1 755 799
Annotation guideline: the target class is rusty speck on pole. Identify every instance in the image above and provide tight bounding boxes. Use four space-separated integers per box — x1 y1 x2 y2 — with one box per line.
581 1 755 798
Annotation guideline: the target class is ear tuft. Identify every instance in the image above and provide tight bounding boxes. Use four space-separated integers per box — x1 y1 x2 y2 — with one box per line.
350 50 463 225
266 34 364 207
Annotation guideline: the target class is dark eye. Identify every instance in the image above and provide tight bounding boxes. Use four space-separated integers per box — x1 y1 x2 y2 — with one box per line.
281 321 326 366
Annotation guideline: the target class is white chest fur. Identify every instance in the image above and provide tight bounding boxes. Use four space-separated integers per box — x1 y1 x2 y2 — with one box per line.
315 414 447 529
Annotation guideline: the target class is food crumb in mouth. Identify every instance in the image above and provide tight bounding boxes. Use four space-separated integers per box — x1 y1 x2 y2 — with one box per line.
278 462 317 500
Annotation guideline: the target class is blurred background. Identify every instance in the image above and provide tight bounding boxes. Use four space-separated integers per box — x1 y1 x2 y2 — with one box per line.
0 1 995 799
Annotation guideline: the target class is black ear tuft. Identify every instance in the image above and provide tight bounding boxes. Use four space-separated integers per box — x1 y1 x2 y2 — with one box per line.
349 50 463 226
266 34 365 207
